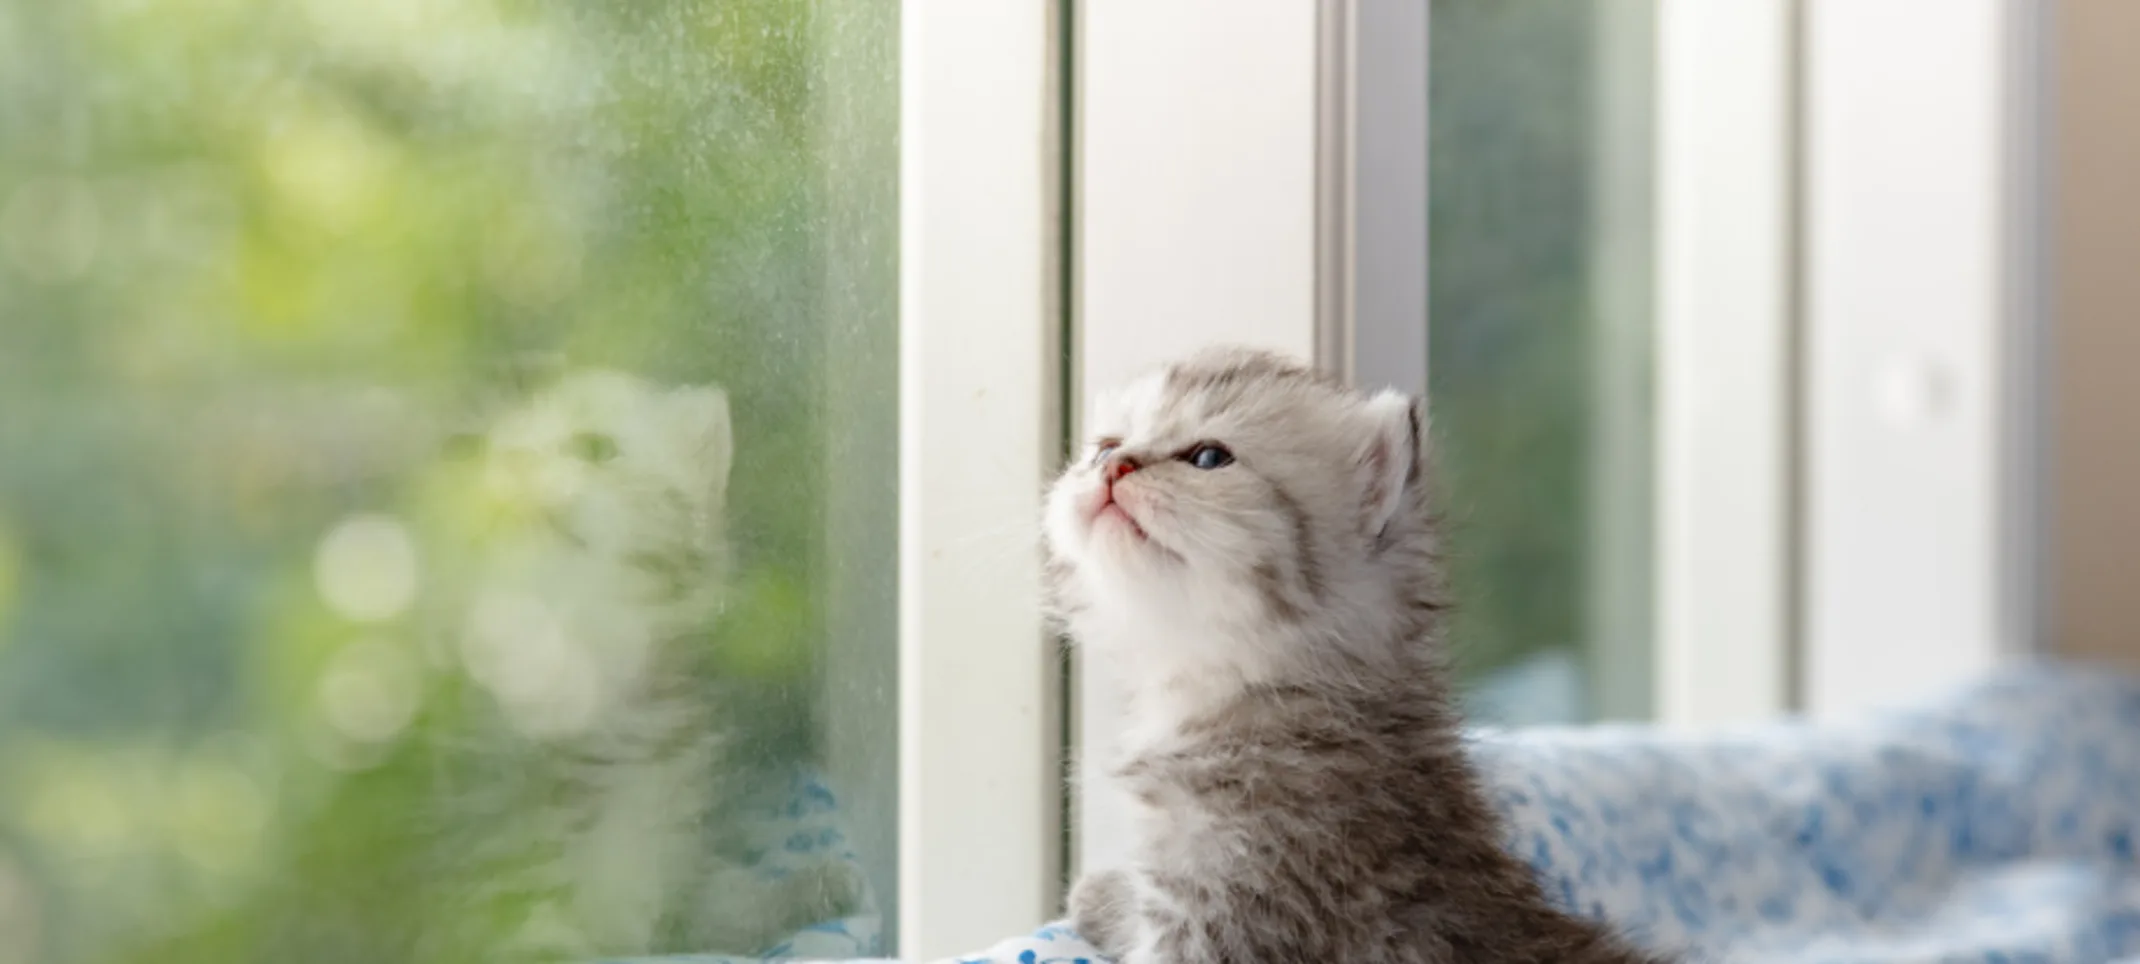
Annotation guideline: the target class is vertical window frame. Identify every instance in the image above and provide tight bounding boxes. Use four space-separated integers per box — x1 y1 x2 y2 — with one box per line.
897 1 1066 957
1651 0 1798 724
1797 0 2047 714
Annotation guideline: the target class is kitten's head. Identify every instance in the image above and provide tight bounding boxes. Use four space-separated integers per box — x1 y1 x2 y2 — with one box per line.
478 368 733 565
1044 346 1440 686
453 369 734 737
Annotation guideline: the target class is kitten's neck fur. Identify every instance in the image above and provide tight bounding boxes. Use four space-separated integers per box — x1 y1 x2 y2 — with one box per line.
1103 622 1447 761
1100 631 1662 964
1086 506 1449 761
1087 535 1652 964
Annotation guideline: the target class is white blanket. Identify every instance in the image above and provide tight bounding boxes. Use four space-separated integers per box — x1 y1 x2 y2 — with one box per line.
612 660 2140 964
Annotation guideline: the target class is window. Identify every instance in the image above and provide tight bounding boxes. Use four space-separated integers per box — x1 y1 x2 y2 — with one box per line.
1422 0 2037 725
5 0 2044 957
0 1 1061 960
1426 0 1657 725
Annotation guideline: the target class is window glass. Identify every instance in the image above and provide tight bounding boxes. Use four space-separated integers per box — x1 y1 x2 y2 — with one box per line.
0 0 899 960
1430 0 1657 725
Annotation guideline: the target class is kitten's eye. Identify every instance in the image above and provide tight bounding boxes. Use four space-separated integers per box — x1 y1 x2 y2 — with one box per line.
1092 438 1122 463
569 431 620 463
1183 443 1233 470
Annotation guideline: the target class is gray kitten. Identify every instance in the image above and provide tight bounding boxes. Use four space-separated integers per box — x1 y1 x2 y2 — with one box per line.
429 370 860 960
1045 347 1668 964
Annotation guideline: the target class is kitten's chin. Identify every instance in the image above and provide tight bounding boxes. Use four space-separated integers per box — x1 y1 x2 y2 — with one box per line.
1092 502 1148 542
1050 499 1171 574
1079 518 1184 582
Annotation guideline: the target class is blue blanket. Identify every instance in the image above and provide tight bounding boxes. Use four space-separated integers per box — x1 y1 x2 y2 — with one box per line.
616 661 2140 964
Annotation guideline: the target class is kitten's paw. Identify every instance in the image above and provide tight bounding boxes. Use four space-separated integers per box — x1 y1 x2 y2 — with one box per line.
687 858 869 954
772 858 868 926
1067 867 1138 959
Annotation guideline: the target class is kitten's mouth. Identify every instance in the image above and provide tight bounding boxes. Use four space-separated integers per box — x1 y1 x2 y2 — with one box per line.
1087 483 1152 541
1095 501 1148 540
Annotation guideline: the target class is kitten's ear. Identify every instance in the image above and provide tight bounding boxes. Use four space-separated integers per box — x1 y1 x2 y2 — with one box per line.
673 385 734 506
1357 389 1425 535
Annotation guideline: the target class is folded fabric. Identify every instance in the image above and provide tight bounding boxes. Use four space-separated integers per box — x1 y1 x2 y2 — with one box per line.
608 660 2140 964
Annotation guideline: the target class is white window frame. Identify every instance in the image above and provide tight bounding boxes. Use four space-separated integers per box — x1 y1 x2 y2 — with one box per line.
898 1 1064 957
1651 0 1797 725
1797 0 2046 715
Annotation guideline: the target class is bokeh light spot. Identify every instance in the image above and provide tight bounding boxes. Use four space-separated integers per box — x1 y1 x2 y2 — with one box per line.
314 514 419 622
318 637 421 744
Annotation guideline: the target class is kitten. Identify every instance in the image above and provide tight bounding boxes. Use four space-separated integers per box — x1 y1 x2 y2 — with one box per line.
1046 347 1668 964
432 369 859 960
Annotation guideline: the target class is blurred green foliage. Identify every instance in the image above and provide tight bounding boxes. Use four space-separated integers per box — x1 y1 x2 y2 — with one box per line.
1429 0 1653 709
0 0 895 960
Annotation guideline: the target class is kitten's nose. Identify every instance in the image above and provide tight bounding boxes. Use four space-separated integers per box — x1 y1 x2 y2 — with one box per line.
1104 454 1140 484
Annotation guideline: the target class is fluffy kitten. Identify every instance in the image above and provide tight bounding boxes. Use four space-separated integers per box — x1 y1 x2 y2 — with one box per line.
435 369 859 960
1046 347 1667 964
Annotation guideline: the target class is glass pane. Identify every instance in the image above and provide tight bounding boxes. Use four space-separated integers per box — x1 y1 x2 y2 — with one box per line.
1429 0 1657 725
0 1 898 961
